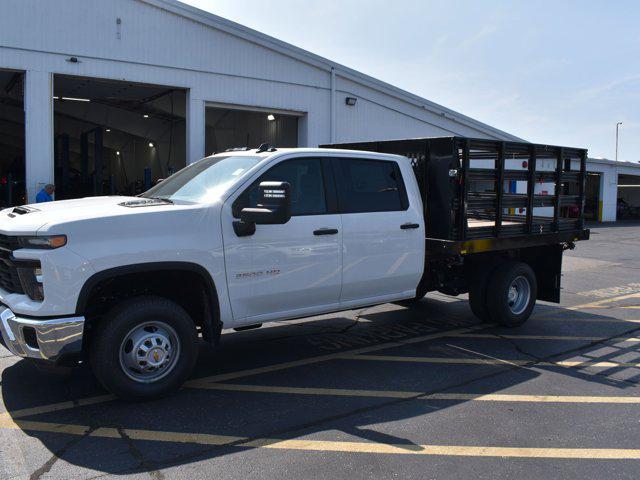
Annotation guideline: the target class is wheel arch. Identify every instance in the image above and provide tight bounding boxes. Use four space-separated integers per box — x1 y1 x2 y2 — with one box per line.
76 262 222 344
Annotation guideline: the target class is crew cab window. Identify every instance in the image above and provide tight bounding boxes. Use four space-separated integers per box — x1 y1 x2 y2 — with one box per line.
234 158 327 217
334 158 408 213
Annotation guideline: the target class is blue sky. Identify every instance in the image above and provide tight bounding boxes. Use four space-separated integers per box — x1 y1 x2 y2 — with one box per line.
183 0 639 161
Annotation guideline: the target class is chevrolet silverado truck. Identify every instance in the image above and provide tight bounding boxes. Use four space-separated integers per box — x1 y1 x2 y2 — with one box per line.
0 138 589 400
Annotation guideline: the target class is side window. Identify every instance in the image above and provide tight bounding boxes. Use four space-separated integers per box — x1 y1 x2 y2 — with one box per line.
334 158 407 213
234 158 327 217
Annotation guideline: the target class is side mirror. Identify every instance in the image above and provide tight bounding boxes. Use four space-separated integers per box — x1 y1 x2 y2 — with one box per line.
240 181 291 225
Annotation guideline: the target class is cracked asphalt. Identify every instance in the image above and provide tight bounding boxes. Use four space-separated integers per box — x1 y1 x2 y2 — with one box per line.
1 221 640 479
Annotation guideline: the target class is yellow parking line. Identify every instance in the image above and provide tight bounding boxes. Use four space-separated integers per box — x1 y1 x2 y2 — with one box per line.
339 354 640 368
453 333 640 342
535 317 640 324
568 292 640 310
195 382 419 398
5 414 640 460
195 382 640 404
3 415 640 459
187 325 486 385
244 438 640 459
0 325 485 423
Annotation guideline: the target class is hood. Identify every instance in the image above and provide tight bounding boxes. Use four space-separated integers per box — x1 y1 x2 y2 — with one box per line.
0 196 192 235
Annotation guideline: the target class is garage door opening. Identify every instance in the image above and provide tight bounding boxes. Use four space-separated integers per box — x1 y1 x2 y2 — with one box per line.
0 70 25 207
584 172 601 221
618 174 640 220
205 106 298 155
53 75 186 200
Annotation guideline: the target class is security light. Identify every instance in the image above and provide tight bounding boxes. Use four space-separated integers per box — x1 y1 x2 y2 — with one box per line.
55 96 90 102
267 114 276 121
148 142 154 148
116 151 120 156
345 97 357 106
143 114 150 118
105 128 111 132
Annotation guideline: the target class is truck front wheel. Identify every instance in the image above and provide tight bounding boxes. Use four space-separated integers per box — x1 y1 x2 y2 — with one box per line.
486 261 537 327
90 296 198 401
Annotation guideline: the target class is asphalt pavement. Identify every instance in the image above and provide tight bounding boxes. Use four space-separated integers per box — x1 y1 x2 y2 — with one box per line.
1 221 640 479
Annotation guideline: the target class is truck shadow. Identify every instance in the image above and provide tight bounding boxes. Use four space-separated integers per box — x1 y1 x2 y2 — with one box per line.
2 298 639 476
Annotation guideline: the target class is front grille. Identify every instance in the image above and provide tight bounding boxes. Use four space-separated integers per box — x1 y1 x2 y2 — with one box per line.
0 234 19 253
0 235 24 294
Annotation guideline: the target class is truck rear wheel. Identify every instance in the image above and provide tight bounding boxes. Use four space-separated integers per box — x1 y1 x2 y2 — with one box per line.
90 296 198 401
486 261 537 327
468 283 491 322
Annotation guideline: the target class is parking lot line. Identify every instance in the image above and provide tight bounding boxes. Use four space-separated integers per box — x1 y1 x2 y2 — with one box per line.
186 324 486 386
244 439 640 459
2 415 640 460
535 317 640 323
0 325 483 423
0 394 116 421
568 292 640 310
195 382 640 404
452 333 640 342
338 354 640 368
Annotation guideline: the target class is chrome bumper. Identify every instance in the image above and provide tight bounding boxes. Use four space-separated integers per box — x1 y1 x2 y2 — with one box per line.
0 306 84 362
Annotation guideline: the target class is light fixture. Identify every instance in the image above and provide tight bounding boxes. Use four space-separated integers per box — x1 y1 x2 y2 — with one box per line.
345 97 357 106
60 96 90 102
116 150 121 156
105 128 111 132
148 142 154 148
267 114 276 121
143 114 149 118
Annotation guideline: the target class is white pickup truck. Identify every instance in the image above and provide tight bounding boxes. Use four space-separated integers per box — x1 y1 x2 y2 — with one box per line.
0 138 589 400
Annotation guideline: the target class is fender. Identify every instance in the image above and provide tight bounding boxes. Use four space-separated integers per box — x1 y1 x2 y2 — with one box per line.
75 262 221 341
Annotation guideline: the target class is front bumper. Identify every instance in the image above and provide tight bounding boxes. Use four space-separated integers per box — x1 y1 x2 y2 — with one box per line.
0 306 84 363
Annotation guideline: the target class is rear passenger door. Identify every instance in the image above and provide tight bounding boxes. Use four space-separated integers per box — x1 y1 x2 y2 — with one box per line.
332 157 424 304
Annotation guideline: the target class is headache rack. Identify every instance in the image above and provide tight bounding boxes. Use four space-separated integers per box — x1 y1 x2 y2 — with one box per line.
323 137 590 256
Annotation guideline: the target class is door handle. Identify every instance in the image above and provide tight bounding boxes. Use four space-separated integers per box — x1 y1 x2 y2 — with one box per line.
313 228 339 235
400 223 420 230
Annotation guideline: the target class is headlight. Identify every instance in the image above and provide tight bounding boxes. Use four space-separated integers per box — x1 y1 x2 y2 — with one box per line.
18 235 67 249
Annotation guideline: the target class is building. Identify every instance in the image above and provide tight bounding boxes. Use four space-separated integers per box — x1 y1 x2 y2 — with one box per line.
0 0 638 219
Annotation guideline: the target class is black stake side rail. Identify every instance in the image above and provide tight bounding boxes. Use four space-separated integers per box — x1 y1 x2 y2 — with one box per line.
323 136 589 245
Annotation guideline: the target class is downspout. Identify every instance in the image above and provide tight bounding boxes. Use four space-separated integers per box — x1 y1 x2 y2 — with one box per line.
330 66 336 143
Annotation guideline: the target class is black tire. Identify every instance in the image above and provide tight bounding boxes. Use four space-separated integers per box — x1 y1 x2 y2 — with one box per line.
468 282 491 322
486 261 537 327
90 296 198 401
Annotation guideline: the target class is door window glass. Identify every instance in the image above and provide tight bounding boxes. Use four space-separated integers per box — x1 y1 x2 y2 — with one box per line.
235 158 327 216
335 159 407 213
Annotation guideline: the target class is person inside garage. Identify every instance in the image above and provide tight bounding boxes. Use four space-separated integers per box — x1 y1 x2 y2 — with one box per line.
36 184 55 203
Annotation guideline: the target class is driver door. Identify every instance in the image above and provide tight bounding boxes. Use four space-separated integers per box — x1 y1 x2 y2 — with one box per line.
221 156 342 323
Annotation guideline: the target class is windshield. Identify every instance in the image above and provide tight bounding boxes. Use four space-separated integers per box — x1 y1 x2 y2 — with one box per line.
141 155 262 203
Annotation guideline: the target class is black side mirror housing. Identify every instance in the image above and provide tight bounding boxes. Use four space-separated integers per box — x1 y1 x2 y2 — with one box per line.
239 181 291 225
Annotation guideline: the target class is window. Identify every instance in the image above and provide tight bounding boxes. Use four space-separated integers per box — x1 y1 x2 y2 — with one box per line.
334 158 407 213
235 158 327 216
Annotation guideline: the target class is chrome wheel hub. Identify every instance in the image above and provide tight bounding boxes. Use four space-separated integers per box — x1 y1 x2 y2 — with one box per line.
507 276 531 315
119 322 180 383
